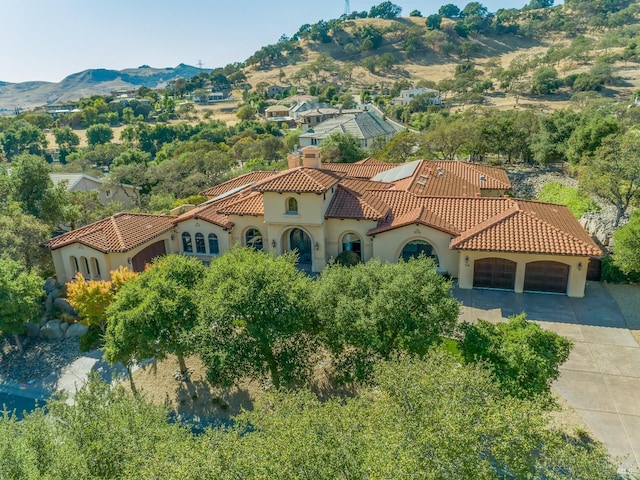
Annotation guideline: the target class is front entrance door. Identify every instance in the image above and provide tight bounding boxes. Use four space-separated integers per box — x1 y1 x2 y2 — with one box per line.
289 228 312 271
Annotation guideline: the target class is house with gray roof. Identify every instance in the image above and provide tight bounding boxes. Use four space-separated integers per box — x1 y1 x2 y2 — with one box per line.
298 111 398 148
50 173 139 209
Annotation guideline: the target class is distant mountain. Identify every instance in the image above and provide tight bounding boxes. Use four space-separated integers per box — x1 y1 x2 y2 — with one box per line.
0 64 209 112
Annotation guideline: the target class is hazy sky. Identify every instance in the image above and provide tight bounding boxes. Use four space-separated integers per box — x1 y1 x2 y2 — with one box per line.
1 0 530 83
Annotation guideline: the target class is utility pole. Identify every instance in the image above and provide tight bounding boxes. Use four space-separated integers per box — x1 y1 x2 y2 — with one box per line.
344 0 350 16
197 59 204 69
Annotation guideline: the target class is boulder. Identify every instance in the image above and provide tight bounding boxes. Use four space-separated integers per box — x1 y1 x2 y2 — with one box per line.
43 277 57 295
45 288 62 314
53 298 77 316
59 321 68 333
39 319 65 340
24 322 41 337
65 323 89 338
40 316 49 327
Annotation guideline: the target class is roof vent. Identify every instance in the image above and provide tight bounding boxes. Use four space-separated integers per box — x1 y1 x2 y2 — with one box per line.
416 181 426 187
479 175 486 182
420 174 429 180
437 167 445 177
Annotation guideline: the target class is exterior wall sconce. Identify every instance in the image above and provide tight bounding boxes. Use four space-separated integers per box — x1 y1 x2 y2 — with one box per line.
127 257 132 265
271 239 276 248
578 262 582 270
170 234 175 241
465 256 470 267
315 241 320 251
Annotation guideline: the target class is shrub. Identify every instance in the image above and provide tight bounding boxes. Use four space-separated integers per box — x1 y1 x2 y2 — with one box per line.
335 250 362 267
538 182 599 218
600 254 640 283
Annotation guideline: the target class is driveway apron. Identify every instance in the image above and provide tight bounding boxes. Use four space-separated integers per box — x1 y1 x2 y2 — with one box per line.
454 283 640 472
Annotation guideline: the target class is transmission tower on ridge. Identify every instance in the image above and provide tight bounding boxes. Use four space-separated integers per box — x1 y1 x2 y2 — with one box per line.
344 0 350 16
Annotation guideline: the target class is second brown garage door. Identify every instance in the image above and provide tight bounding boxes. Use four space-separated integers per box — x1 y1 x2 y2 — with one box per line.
524 261 569 294
473 258 517 290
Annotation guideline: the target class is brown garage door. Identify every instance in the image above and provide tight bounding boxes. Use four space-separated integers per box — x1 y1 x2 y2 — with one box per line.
131 240 167 273
473 258 517 290
524 261 569 294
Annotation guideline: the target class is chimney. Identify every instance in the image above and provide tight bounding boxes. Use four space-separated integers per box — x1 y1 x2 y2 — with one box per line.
287 152 301 170
301 146 322 168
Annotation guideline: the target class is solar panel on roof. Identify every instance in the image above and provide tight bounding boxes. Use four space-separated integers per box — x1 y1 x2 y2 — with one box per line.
371 160 421 183
208 183 255 203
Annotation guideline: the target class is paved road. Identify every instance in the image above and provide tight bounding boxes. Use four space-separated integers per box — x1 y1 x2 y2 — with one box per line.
454 282 640 473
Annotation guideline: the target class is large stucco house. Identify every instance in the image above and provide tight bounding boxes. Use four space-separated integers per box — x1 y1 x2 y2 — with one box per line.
42 147 602 297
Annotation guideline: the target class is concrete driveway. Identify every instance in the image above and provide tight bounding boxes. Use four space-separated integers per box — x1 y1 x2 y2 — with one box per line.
454 282 640 473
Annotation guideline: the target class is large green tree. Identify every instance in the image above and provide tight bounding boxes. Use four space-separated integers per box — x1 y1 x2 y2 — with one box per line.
320 132 367 163
86 123 114 146
459 314 572 398
612 209 640 274
580 132 640 226
105 255 205 386
52 127 80 162
196 248 319 389
0 258 43 354
313 257 460 383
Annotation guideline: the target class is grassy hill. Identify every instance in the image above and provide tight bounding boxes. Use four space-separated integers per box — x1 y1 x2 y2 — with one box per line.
242 3 640 110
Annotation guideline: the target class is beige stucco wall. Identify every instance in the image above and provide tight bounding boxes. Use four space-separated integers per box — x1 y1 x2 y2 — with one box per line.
176 218 231 261
263 190 336 226
51 231 178 284
456 250 590 298
227 215 267 250
371 224 458 276
325 218 377 262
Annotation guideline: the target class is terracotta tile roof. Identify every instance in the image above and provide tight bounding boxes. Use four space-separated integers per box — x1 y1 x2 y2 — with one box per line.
322 162 396 179
339 178 394 194
366 193 601 256
430 161 511 191
217 191 265 216
450 201 602 256
41 213 176 253
325 185 390 220
175 203 234 229
200 171 277 198
385 160 510 197
355 157 388 165
253 167 344 194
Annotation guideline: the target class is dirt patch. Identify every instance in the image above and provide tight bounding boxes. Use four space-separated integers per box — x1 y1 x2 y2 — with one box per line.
603 283 640 345
122 355 260 421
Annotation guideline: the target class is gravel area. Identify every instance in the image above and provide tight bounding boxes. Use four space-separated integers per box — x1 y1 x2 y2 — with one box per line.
0 336 81 384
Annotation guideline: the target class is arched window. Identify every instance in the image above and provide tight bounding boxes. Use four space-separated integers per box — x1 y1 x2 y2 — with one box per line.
91 257 101 279
195 233 206 254
70 256 79 276
245 228 263 251
80 256 90 277
342 233 362 260
182 232 193 253
208 233 219 255
400 240 439 265
286 197 298 214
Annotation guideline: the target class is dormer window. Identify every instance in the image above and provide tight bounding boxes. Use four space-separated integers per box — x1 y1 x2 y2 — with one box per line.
286 197 298 214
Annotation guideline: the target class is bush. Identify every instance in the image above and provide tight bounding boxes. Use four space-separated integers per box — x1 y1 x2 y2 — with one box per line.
600 254 640 283
335 250 362 267
538 182 599 218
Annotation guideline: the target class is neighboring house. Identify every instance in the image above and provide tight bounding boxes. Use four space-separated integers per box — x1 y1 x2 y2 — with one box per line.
43 147 602 297
299 112 398 148
266 85 289 98
50 173 139 209
190 90 230 104
264 104 295 126
43 103 81 118
392 87 442 106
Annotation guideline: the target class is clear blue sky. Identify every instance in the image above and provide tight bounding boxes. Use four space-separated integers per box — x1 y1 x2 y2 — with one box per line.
1 0 531 83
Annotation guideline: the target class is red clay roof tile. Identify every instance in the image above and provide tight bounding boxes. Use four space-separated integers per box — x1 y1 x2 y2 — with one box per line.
253 167 344 193
42 213 176 253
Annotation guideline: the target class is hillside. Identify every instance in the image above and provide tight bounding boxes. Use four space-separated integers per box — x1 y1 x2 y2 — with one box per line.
0 64 209 113
242 3 640 110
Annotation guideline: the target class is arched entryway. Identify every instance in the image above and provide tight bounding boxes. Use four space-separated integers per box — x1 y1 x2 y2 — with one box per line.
286 228 313 272
399 240 439 265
